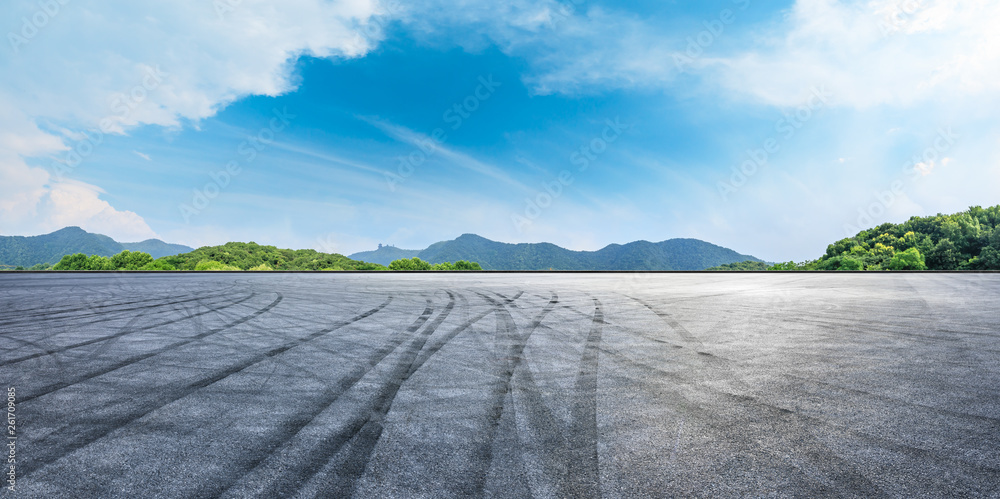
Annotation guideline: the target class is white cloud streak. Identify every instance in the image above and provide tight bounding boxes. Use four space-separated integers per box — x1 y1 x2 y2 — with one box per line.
0 0 384 240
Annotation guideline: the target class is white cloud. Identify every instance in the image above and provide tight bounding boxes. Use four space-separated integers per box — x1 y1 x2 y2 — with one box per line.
361 116 532 191
397 1 684 95
0 0 384 238
710 0 1000 108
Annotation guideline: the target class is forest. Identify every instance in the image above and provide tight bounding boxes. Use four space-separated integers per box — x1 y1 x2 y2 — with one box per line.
769 205 1000 270
44 242 482 271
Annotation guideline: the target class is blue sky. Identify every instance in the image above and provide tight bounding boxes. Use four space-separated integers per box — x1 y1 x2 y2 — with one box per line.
2 0 999 261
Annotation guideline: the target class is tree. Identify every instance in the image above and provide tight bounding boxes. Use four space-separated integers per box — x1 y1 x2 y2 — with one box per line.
389 257 433 271
767 261 798 271
839 257 863 271
111 250 154 270
927 239 961 270
453 260 482 270
53 253 88 270
140 260 176 271
194 260 240 271
970 247 1000 270
888 248 927 270
85 255 114 270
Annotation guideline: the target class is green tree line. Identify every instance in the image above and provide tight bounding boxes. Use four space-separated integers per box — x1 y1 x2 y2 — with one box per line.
387 257 482 270
47 243 484 271
768 205 1000 271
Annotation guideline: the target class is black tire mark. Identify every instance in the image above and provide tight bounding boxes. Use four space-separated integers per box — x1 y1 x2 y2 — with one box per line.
0 289 242 350
0 291 257 367
204 294 435 496
191 296 401 389
17 293 280 405
71 287 248 368
241 292 457 498
489 289 525 307
627 295 703 347
596 345 889 496
565 297 603 498
20 295 397 482
471 292 560 496
0 284 239 328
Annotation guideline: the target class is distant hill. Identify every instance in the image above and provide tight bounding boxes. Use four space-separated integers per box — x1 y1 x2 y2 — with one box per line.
347 246 421 266
120 239 196 259
0 227 193 267
353 234 763 270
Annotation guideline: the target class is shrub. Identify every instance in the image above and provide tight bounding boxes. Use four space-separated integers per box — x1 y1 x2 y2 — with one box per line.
140 260 176 271
195 260 240 271
389 257 433 271
888 248 927 270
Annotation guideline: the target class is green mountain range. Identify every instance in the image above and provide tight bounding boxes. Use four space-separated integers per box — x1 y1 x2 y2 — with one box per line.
0 227 194 267
349 234 763 270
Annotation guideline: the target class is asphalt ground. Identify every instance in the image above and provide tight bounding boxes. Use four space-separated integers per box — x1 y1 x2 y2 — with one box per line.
1 273 998 498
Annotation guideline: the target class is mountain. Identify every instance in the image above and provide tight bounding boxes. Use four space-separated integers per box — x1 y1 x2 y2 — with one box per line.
353 234 763 270
347 246 421 266
120 239 197 259
0 227 193 267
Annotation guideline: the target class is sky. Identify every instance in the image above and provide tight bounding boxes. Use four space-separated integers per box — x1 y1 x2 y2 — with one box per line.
2 0 999 262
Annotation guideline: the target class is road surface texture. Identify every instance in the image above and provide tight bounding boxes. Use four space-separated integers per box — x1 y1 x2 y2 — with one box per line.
1 272 998 498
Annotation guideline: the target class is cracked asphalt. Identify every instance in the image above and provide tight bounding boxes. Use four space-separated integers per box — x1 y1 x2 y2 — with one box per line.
1 272 998 498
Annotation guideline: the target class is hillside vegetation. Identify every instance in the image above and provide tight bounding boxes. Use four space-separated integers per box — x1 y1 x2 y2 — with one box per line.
771 205 1000 270
43 243 485 271
357 234 763 271
0 227 192 267
706 260 771 271
156 242 385 270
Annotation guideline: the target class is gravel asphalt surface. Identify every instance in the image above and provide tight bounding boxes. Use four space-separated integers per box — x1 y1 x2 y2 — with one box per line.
1 272 998 498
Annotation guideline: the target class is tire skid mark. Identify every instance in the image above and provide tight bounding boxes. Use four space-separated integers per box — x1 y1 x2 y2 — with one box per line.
0 284 238 327
0 291 258 367
0 290 244 345
25 295 395 481
627 295 704 347
16 293 280 405
489 289 525 308
235 292 457 499
195 296 402 396
1 278 236 316
205 295 437 497
16 292 295 479
783 373 1000 426
597 346 889 496
1 293 208 373
71 289 244 367
565 297 603 499
186 296 399 396
471 292 560 496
